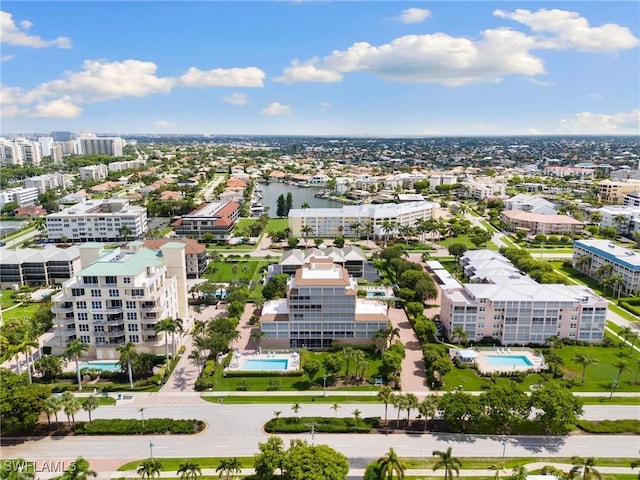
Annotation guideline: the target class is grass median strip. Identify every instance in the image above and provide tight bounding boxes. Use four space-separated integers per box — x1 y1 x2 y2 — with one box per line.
202 395 382 404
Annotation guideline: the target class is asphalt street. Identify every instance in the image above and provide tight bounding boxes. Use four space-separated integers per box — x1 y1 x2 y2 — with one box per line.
3 400 639 462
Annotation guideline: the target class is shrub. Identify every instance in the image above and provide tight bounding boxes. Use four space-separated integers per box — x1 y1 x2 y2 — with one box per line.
223 370 304 378
576 419 640 434
194 378 214 391
264 416 379 434
74 418 205 435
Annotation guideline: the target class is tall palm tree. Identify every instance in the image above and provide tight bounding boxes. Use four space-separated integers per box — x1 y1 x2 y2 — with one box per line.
154 317 178 365
488 463 505 480
575 254 592 274
137 460 163 479
117 342 138 389
352 408 362 424
378 448 406 479
404 393 419 427
418 396 438 432
377 386 394 426
250 329 266 351
300 225 313 247
291 402 301 421
18 336 38 384
626 331 639 356
331 402 340 417
139 407 146 431
570 457 602 480
432 447 462 480
215 458 241 480
510 465 528 480
60 392 80 428
81 396 99 423
573 353 598 385
613 360 630 385
43 396 61 426
176 462 201 480
341 346 355 377
63 339 88 391
54 457 96 480
451 326 467 346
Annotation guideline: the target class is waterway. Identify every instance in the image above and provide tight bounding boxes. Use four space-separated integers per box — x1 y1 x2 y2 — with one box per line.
257 181 342 213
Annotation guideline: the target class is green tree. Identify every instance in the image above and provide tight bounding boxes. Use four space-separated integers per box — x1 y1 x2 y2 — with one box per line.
291 402 301 421
378 447 406 479
509 465 528 480
331 402 340 417
530 381 583 434
377 385 394 426
177 462 201 480
447 243 467 259
432 447 462 480
613 360 630 386
285 192 293 215
253 436 285 480
481 382 531 434
302 358 320 381
438 388 481 432
451 326 467 346
0 458 35 480
154 317 179 365
418 395 438 432
216 458 241 480
323 353 343 379
276 194 287 217
0 368 50 434
117 342 138 389
137 460 163 479
33 355 65 382
570 457 602 480
61 391 80 428
54 457 97 480
488 463 505 480
573 353 598 385
281 440 349 480
81 396 99 423
43 395 62 426
63 339 89 391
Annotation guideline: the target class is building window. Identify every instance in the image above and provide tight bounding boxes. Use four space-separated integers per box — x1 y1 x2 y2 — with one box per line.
94 314 103 321
105 276 117 285
76 301 87 309
131 289 144 297
91 289 101 298
123 277 131 284
127 323 138 332
77 313 88 321
80 335 91 343
108 289 119 298
91 301 102 310
78 324 89 332
129 335 139 343
127 312 137 321
126 301 136 309
83 276 98 284
71 288 85 297
94 325 104 332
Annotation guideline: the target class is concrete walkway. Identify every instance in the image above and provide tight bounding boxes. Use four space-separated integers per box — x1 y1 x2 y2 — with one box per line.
388 306 429 392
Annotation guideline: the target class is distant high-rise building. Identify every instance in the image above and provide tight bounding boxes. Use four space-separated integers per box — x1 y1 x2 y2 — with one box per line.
77 137 124 157
0 138 41 165
0 138 21 165
38 137 54 157
51 131 73 142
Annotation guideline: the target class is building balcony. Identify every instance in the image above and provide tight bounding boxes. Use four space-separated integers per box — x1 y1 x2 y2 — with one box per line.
52 305 74 314
94 307 123 314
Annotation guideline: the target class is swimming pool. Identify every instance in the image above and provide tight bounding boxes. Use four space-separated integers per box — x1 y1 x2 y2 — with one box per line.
485 355 533 367
79 361 121 372
240 358 289 371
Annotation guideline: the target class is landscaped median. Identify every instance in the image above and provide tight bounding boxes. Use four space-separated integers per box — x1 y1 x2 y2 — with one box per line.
264 416 379 434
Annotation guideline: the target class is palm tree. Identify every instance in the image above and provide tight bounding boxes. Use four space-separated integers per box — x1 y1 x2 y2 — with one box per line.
575 254 592 274
216 458 242 480
137 459 163 479
418 395 438 432
2 458 35 480
626 331 639 356
377 386 394 426
81 396 99 423
301 225 313 247
18 335 38 384
573 353 598 385
373 328 389 353
176 462 201 480
154 317 178 365
510 465 528 480
341 346 355 377
291 402 301 421
404 393 418 427
377 448 406 479
43 396 61 426
432 447 462 480
54 457 97 480
571 456 602 480
331 402 340 417
488 463 505 480
351 408 362 424
139 407 146 431
250 329 265 350
60 392 80 428
117 342 137 389
64 339 88 391
451 326 467 346
613 360 630 385
273 410 282 426
594 264 613 280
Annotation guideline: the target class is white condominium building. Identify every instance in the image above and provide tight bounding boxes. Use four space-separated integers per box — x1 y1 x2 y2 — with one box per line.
573 239 640 297
0 138 41 166
108 159 145 172
24 173 66 194
78 137 124 157
49 242 189 358
260 257 390 348
46 199 147 242
79 164 109 181
288 200 438 238
0 187 40 208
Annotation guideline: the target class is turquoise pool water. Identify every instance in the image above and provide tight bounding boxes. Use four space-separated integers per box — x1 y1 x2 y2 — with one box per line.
79 361 121 372
241 358 289 371
485 355 533 367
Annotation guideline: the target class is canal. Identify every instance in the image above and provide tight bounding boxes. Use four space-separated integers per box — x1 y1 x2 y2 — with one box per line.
257 181 342 213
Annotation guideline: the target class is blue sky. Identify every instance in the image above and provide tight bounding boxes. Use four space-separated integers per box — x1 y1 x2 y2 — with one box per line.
1 1 639 136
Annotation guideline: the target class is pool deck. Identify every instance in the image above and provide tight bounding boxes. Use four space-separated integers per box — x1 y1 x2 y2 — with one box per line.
474 348 545 375
224 350 301 373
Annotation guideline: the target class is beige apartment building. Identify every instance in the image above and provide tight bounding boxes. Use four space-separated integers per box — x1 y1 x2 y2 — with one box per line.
49 242 188 358
598 179 640 204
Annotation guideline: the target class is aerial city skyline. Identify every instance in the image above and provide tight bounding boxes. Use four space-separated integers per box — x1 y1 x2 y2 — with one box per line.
1 1 639 137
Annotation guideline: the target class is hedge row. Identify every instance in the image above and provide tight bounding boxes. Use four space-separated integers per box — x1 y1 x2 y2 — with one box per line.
619 302 640 317
576 419 640 434
74 418 205 435
264 416 379 434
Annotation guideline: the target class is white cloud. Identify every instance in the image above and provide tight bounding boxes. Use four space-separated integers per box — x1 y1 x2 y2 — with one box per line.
494 8 639 52
154 120 176 128
178 67 265 87
275 59 342 84
261 102 291 116
555 109 640 134
527 78 556 87
31 96 82 118
2 59 266 118
320 102 331 112
395 8 431 24
1 54 15 62
222 92 249 106
0 11 71 48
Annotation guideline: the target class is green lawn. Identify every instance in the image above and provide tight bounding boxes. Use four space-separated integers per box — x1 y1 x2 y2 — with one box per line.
203 260 263 283
2 302 41 322
264 218 288 233
235 218 258 231
118 457 255 471
202 394 384 404
437 235 479 250
0 290 18 310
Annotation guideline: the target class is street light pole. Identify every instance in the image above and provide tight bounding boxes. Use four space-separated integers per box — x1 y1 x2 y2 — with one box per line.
323 375 327 397
609 376 617 399
501 439 507 461
309 423 317 445
149 441 154 459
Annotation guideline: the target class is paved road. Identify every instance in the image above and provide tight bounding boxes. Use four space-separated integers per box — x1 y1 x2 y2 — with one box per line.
3 401 639 463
